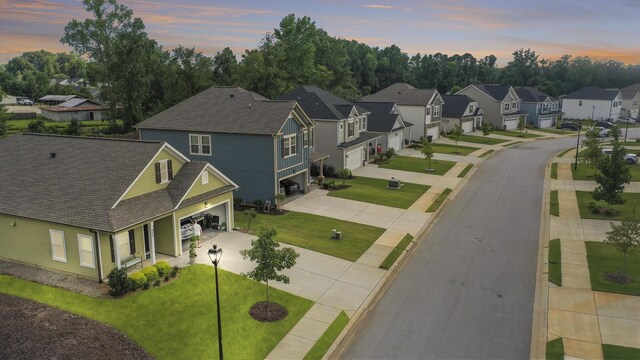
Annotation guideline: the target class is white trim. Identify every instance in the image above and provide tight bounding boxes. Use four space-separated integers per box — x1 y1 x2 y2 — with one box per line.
278 168 308 182
277 162 305 173
96 232 104 280
49 229 67 263
159 159 170 184
173 212 179 256
283 133 297 158
150 221 156 264
174 163 239 209
303 130 309 148
189 134 212 156
77 234 96 269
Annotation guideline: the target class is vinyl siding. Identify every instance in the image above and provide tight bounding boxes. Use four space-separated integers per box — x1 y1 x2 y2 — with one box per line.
277 118 311 182
121 149 186 201
398 105 426 141
314 120 345 169
458 87 502 129
153 216 175 256
183 169 227 200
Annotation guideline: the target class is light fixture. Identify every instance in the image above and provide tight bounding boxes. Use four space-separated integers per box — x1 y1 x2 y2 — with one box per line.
204 201 208 206
207 245 224 359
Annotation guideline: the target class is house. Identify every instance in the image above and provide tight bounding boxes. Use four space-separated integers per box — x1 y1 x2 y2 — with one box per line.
39 95 80 105
620 84 640 120
41 98 110 121
561 87 622 121
277 85 380 171
456 84 528 130
354 101 412 152
515 87 562 128
136 86 318 203
1 94 17 105
440 94 483 133
362 83 444 142
0 133 238 282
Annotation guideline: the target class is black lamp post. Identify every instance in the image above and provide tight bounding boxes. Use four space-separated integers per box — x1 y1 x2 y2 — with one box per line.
574 124 582 171
208 245 224 360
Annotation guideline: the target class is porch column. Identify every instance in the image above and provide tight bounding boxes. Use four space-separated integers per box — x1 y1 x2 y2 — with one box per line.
113 234 121 270
320 159 324 177
150 221 156 264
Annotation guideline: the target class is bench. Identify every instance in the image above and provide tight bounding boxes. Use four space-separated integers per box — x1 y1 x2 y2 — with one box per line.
121 255 142 270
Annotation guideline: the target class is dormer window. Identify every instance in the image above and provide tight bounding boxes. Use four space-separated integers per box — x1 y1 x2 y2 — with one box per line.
433 105 440 117
362 119 366 131
155 159 173 184
348 121 354 137
504 102 510 111
468 104 474 113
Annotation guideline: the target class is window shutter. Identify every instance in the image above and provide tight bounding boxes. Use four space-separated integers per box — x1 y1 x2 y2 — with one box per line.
109 235 115 262
281 138 285 158
128 230 135 255
154 162 161 183
167 160 173 180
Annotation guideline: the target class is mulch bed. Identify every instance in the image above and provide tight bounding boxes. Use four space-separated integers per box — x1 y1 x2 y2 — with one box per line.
249 301 288 322
0 293 153 360
604 272 633 284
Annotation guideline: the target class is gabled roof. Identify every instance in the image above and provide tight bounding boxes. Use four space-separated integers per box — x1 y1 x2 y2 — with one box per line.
564 87 620 101
39 95 79 102
58 98 102 108
354 101 407 133
471 84 514 101
515 87 556 102
441 95 476 118
362 83 437 106
620 84 640 99
276 85 356 120
136 86 307 135
42 98 108 112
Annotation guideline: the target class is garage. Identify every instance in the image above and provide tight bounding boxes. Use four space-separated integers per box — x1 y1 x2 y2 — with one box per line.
346 147 364 170
539 117 553 128
462 120 474 134
178 202 229 251
504 118 519 130
388 132 403 151
426 126 440 141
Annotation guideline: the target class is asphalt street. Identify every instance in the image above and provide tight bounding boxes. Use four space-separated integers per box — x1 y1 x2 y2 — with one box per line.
342 137 579 359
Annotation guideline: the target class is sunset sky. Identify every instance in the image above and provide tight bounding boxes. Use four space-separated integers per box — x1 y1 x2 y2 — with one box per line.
1 0 639 65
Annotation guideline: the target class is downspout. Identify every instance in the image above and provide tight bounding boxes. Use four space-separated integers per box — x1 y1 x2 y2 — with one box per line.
273 135 278 198
90 230 103 283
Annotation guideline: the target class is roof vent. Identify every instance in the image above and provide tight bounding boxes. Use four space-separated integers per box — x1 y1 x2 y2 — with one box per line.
248 103 251 108
230 93 234 98
49 152 56 158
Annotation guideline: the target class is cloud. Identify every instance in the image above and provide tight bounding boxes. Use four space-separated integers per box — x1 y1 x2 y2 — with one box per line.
362 4 411 11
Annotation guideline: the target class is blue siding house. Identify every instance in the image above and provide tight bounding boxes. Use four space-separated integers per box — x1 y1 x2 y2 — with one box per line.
516 87 563 128
135 86 316 203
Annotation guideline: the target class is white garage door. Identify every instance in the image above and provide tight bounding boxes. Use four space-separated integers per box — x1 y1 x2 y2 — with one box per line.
426 126 440 141
346 148 363 170
388 132 402 151
504 119 519 130
539 117 553 128
462 121 474 134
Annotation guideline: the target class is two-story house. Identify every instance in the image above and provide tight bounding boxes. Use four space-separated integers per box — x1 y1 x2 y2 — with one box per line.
363 83 444 142
561 87 622 121
277 85 380 171
441 94 483 133
354 101 411 152
456 84 527 130
515 87 563 128
620 84 640 120
0 133 238 282
136 86 317 203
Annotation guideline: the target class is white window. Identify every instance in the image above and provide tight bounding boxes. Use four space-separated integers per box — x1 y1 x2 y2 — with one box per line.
356 119 360 131
468 104 474 113
303 130 309 147
49 229 67 263
426 107 431 116
433 105 440 117
633 100 638 106
338 123 344 141
77 234 95 268
283 134 296 157
537 104 541 113
348 121 354 137
362 119 366 131
579 100 583 106
309 128 314 147
189 134 211 155
504 102 510 111
159 159 169 183
512 101 516 110
201 171 209 185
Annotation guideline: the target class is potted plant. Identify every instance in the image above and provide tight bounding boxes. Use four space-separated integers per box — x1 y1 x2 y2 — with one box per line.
189 235 197 264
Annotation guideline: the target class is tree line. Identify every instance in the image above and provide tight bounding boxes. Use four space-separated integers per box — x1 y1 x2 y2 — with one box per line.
1 0 638 132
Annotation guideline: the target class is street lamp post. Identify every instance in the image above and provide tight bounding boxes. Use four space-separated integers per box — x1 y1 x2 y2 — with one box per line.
574 125 581 171
625 120 629 142
208 245 224 360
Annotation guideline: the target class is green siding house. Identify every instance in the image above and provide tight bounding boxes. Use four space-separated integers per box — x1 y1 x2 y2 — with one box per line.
0 133 238 282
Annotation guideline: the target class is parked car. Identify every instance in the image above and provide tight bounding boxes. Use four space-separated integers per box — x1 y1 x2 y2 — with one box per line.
17 98 33 106
595 121 613 129
594 126 610 138
180 219 194 240
602 149 638 164
560 122 581 131
618 118 637 124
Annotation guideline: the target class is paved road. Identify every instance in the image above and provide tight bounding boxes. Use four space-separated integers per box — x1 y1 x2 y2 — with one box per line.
342 137 577 360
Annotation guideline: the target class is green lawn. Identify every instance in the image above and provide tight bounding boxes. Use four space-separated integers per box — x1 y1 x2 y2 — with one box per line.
546 338 564 360
533 128 571 135
430 143 479 156
0 265 313 360
303 311 349 360
550 190 559 217
458 164 473 178
603 344 640 360
549 239 562 286
379 156 456 176
478 149 494 158
614 141 640 147
426 188 452 213
551 163 558 179
458 134 508 145
558 148 574 157
379 234 414 269
327 177 429 209
492 130 543 138
586 242 640 296
576 191 640 220
572 163 640 181
236 211 384 262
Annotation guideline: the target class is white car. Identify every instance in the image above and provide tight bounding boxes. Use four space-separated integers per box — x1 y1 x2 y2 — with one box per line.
17 98 33 106
618 118 637 124
594 127 609 138
602 148 638 164
180 221 194 240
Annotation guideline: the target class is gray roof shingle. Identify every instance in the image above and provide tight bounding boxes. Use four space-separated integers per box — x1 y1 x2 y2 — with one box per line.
564 87 620 101
515 87 556 102
362 83 437 106
474 84 512 101
277 85 355 120
354 101 406 133
620 84 640 99
136 86 300 135
441 95 475 118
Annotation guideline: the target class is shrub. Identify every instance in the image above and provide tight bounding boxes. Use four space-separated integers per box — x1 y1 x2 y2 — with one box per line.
386 148 395 159
128 271 147 290
107 268 130 296
143 282 150 290
153 279 161 287
141 266 159 284
171 265 180 277
323 165 336 177
154 261 171 277
604 208 616 216
591 207 601 214
164 275 170 282
253 199 264 209
310 163 320 176
588 202 597 210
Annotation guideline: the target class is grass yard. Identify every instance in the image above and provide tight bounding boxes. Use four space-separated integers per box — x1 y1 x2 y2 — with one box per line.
458 164 473 178
492 130 543 138
0 265 313 360
379 156 456 176
478 149 494 158
557 148 574 157
426 188 452 213
586 242 640 296
430 143 479 156
236 211 384 261
6 119 119 135
551 163 558 179
548 239 562 286
575 191 640 220
602 344 640 360
327 176 429 209
458 134 508 145
533 128 571 135
303 311 349 360
572 163 640 181
546 338 564 360
550 190 559 217
614 141 640 147
379 234 414 269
